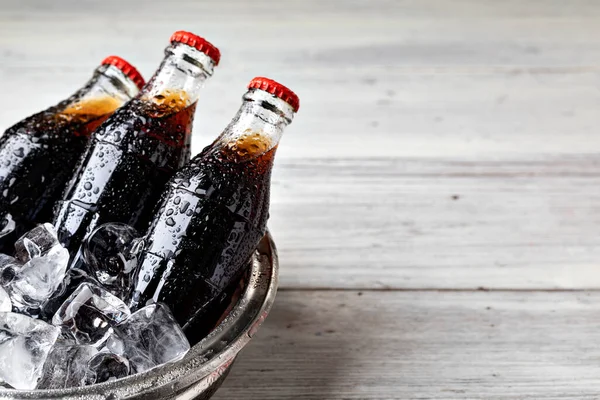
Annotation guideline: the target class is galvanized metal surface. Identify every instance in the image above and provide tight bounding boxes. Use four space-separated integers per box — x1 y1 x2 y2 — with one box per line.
0 234 278 400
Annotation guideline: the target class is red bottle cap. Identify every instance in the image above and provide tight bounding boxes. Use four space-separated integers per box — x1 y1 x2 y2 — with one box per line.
170 31 221 66
248 77 300 112
101 56 145 90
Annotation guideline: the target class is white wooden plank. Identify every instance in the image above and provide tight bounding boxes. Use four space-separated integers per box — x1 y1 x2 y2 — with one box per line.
1 1 600 159
3 0 600 69
0 2 599 398
213 290 600 400
2 69 600 160
269 156 600 290
0 0 599 290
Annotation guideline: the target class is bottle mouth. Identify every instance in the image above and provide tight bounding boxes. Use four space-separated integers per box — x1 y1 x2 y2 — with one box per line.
101 56 145 90
247 77 299 113
166 42 217 77
243 89 296 124
98 64 144 100
169 31 221 66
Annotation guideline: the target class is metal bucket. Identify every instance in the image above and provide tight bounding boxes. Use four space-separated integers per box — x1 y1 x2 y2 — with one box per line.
0 232 279 400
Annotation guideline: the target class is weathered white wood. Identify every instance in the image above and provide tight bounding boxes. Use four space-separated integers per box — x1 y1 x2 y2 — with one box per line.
0 1 600 290
2 1 600 399
3 0 600 69
1 1 600 159
214 290 600 400
270 156 600 290
3 0 600 160
3 70 600 160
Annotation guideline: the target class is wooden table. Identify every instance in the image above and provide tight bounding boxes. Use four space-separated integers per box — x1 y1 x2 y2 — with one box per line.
2 1 600 398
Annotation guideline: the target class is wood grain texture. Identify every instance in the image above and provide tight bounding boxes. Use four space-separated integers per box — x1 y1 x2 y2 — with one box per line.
1 1 600 159
271 156 600 289
1 1 600 289
3 0 600 70
2 1 600 399
214 290 600 400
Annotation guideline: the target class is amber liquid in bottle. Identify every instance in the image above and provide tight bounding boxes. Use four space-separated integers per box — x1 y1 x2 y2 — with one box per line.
129 85 297 342
43 39 218 318
0 63 139 252
53 41 217 258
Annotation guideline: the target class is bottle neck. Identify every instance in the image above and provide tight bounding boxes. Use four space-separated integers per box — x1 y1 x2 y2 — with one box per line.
59 64 140 118
214 89 295 162
140 42 215 110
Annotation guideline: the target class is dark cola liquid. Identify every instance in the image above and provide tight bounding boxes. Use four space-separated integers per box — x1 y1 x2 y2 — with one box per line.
129 135 275 334
53 94 195 257
0 96 120 253
40 95 195 319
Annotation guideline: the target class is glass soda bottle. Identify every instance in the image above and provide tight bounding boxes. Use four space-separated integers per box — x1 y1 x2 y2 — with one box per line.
128 77 299 339
0 56 144 253
53 31 220 258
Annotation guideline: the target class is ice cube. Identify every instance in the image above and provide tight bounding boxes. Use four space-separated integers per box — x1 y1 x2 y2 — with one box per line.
0 214 15 240
0 224 68 316
0 312 60 389
52 283 131 347
16 238 40 262
113 303 190 373
105 334 125 354
0 287 11 313
38 259 91 321
7 244 69 316
0 254 23 286
82 223 142 299
58 325 77 342
14 223 60 263
86 352 130 384
37 343 97 389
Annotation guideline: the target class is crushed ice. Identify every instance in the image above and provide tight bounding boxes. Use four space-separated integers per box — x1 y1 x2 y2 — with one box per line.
0 223 191 390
